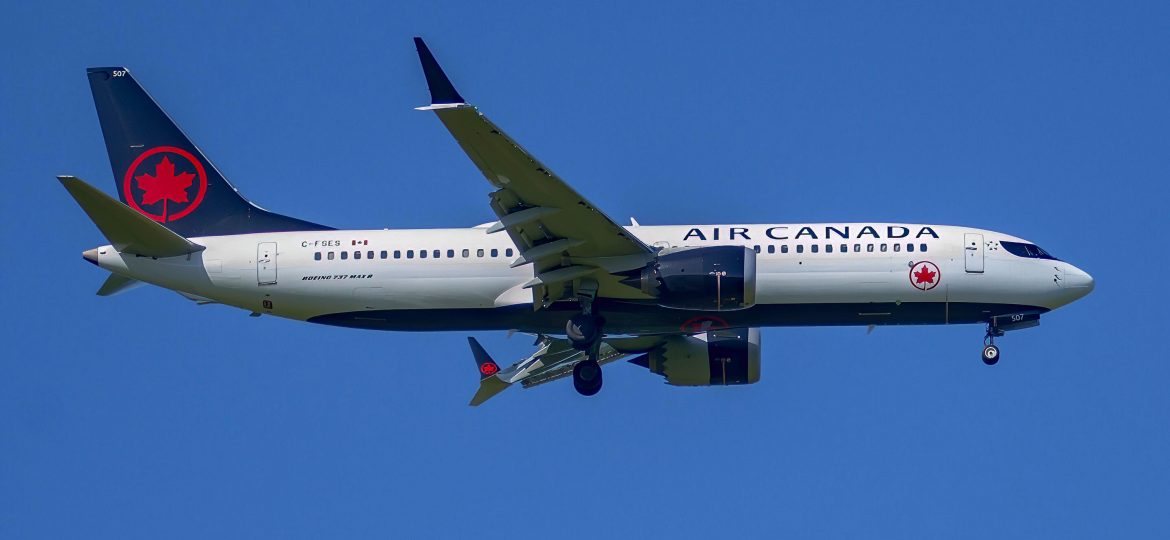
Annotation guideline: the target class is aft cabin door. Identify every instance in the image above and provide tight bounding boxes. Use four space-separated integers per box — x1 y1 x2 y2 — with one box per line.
257 242 278 285
964 233 984 273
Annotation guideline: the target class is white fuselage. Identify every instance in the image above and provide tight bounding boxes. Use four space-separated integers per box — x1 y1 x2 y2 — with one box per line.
86 223 1094 334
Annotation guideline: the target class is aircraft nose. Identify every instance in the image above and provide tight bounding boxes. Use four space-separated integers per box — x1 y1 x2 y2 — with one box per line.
82 248 99 266
1061 264 1094 295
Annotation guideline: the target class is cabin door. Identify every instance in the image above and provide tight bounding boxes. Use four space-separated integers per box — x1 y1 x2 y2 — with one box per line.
257 242 278 285
964 233 984 273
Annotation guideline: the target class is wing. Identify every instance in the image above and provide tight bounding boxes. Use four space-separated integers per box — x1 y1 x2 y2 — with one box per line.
463 329 761 405
414 38 655 308
465 334 663 406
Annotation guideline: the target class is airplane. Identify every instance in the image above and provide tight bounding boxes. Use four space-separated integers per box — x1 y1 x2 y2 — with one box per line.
60 38 1094 405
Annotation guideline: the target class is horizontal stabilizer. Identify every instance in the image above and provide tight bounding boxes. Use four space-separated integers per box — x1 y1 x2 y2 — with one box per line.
96 273 141 296
58 175 204 257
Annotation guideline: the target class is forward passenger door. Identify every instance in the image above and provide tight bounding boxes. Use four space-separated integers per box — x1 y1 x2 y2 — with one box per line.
964 233 984 273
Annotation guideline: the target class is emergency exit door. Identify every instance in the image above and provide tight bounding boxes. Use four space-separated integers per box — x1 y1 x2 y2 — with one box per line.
257 242 278 285
964 233 984 273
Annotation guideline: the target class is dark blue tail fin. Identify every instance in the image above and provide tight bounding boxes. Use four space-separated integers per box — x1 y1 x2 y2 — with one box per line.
86 67 330 237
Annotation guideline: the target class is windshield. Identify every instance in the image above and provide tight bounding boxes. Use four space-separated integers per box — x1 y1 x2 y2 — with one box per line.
1000 241 1058 261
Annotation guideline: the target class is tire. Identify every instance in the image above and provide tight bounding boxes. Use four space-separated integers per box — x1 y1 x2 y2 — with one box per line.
566 314 600 349
573 359 603 396
982 345 1000 366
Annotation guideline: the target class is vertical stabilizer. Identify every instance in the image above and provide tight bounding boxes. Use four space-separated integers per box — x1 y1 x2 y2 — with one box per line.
86 67 330 237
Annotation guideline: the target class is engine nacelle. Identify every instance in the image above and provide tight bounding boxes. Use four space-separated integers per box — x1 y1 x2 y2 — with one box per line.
632 328 761 386
632 246 757 311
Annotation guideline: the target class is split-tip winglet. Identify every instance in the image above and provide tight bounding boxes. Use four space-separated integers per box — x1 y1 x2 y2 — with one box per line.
413 37 466 107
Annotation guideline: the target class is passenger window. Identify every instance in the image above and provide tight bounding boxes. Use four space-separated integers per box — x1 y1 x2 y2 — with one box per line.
432 249 439 258
354 251 361 260
796 245 804 254
407 250 414 259
314 252 321 261
811 245 819 253
477 249 485 257
341 251 348 260
907 243 915 252
754 245 761 253
894 244 901 252
767 245 775 254
462 249 470 258
490 248 499 257
327 252 335 260
854 244 860 252
825 244 833 253
867 244 874 253
880 244 887 252
841 244 848 253
506 248 514 257
781 245 789 254
380 250 387 259
420 250 427 259
447 249 455 258
920 243 928 252
367 250 374 259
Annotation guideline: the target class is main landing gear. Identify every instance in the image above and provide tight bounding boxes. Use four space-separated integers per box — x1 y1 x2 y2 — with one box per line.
572 356 603 396
566 279 604 396
982 322 1005 366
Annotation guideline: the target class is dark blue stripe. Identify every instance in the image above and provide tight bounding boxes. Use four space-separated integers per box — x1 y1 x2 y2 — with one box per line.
307 301 1049 334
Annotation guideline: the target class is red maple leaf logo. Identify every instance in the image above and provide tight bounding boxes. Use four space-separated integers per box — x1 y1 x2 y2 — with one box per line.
479 362 499 376
913 265 937 285
135 156 194 206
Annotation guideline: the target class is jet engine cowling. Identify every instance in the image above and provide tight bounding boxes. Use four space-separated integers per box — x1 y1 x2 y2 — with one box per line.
630 246 757 311
631 328 761 386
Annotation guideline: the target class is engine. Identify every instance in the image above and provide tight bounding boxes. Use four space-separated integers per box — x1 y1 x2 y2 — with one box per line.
631 328 761 386
628 246 757 311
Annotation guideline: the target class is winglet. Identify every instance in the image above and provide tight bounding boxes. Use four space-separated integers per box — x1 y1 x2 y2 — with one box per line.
468 337 502 380
413 37 466 107
467 337 511 406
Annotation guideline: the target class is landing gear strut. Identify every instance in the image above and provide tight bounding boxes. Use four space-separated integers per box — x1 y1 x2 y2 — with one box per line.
567 279 604 396
982 322 1004 366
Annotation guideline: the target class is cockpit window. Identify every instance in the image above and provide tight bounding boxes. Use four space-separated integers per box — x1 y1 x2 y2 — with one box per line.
1000 241 1058 260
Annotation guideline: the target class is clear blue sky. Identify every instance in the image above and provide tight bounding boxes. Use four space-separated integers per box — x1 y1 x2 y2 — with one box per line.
2 1 1168 538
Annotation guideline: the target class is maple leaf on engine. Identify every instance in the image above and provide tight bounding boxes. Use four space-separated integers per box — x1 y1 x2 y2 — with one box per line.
136 156 194 205
913 265 937 285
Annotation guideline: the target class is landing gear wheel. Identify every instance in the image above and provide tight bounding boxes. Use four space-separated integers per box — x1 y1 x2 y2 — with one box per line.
573 359 603 396
566 313 602 350
982 319 1005 366
982 344 1000 365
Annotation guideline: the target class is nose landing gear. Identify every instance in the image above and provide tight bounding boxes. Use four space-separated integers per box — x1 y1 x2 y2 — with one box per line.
982 323 1005 365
